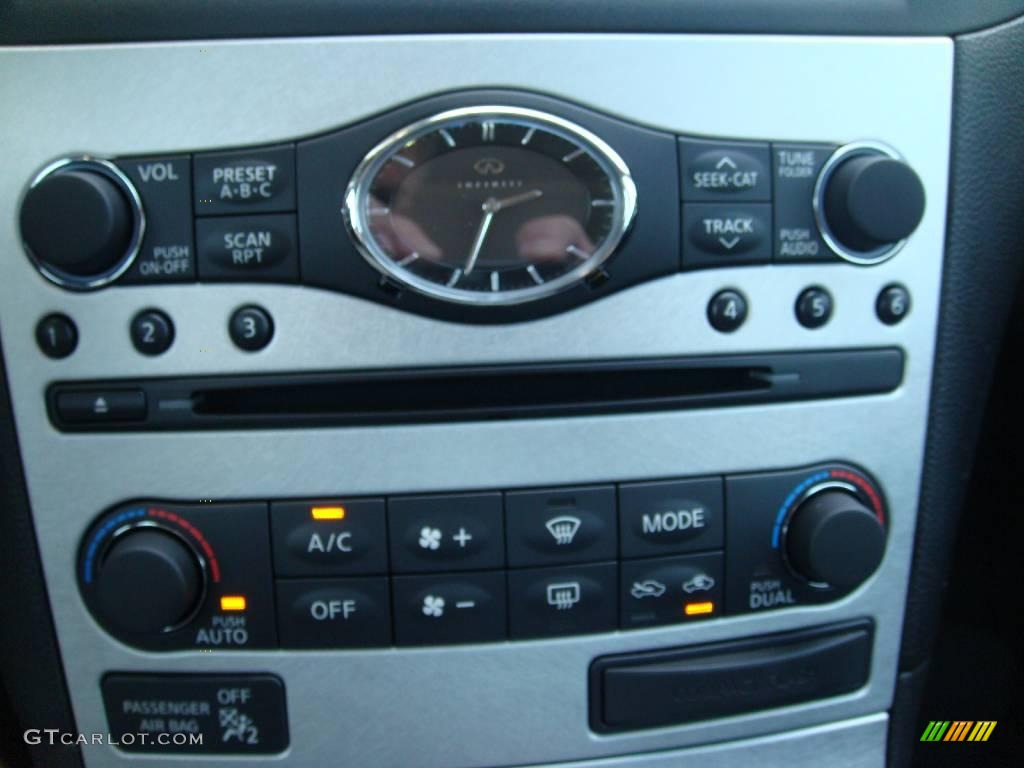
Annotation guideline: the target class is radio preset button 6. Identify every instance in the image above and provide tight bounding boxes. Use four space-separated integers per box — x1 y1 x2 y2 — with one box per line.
276 577 391 648
194 144 296 215
505 485 616 567
679 139 771 201
619 477 724 557
271 499 388 576
388 492 504 573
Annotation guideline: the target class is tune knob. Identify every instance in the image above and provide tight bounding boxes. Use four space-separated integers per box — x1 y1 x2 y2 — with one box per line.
784 489 886 589
20 157 144 289
93 527 204 635
815 144 925 264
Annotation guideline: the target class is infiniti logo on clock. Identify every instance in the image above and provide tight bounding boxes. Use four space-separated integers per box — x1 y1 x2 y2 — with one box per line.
473 157 506 175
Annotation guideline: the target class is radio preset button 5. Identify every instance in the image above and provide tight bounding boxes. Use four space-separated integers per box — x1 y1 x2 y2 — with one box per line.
194 144 296 215
505 485 616 567
271 499 388 577
619 477 724 558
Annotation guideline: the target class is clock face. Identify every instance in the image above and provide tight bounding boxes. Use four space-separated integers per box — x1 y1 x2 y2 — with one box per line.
343 106 637 306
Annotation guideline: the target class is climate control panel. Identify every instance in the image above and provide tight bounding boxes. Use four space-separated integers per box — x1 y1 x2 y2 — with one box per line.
79 463 886 651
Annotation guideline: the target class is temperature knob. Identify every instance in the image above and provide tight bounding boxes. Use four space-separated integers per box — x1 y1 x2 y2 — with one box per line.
19 157 144 289
815 144 924 264
785 489 885 589
92 527 204 635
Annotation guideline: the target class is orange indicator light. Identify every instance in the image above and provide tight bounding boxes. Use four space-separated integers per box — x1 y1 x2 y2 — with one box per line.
311 506 346 521
684 601 715 616
220 595 247 612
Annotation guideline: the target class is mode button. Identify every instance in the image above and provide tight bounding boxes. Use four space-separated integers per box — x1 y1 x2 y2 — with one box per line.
619 477 724 557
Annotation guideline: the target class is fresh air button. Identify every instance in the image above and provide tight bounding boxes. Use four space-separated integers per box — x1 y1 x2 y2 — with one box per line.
196 214 298 282
505 485 616 567
508 562 617 638
682 203 771 268
619 477 724 557
392 570 506 645
388 492 504 573
589 620 872 732
680 139 771 201
270 499 387 576
56 389 146 424
102 673 288 754
773 143 838 262
116 156 195 284
620 552 723 628
276 577 391 648
194 144 295 214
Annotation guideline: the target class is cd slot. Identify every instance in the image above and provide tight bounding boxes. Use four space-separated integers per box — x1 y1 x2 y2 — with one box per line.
47 348 903 432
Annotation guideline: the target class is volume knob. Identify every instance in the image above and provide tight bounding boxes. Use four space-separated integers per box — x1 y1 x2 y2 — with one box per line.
785 489 885 589
20 158 144 289
93 527 204 635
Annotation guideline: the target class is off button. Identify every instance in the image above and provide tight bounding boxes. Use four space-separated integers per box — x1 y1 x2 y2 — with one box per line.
270 499 387 577
619 477 724 558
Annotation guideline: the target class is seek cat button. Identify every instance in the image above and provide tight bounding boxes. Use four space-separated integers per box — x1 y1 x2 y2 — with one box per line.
619 477 724 558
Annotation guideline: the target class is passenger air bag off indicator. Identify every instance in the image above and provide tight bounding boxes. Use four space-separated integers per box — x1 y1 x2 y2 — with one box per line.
102 674 288 754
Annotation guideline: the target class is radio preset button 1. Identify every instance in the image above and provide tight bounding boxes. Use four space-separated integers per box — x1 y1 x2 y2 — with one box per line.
682 203 771 268
35 313 78 358
392 571 507 645
619 477 724 558
276 577 391 648
620 552 724 628
197 215 298 282
508 562 617 639
116 155 195 284
271 499 388 576
505 485 616 567
194 144 296 215
388 492 504 573
679 139 771 201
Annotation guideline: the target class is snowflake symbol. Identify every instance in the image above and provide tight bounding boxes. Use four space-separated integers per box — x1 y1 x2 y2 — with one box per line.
422 594 445 618
418 526 442 550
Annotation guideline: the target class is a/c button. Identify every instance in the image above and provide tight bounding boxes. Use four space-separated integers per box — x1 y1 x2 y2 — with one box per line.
276 577 391 648
619 478 724 558
270 499 387 577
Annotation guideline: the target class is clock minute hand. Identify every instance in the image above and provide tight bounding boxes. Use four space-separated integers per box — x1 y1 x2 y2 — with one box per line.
464 199 498 275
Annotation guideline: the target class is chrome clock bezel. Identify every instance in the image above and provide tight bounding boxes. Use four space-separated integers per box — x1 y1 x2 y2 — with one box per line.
343 105 638 306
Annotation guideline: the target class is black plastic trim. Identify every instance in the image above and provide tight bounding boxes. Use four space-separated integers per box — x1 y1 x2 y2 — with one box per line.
0 333 83 768
2 1 1024 44
46 348 904 432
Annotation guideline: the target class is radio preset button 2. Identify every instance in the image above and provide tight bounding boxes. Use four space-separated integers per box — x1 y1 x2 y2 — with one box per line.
130 308 174 355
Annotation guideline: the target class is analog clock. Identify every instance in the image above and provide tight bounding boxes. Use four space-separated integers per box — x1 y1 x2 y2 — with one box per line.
344 106 637 306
